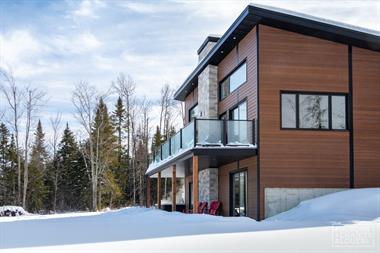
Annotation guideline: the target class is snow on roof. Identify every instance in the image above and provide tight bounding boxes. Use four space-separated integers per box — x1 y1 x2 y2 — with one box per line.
251 3 380 37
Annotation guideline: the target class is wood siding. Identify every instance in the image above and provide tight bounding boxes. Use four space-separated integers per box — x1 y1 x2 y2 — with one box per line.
218 156 257 219
352 47 380 187
184 87 198 124
218 27 257 120
258 25 350 219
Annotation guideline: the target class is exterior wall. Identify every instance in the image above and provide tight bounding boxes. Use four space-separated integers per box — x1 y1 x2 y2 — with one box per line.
258 25 350 219
218 27 257 120
199 41 217 62
184 87 198 124
199 168 218 205
218 156 257 219
198 65 218 118
352 47 380 187
264 188 346 218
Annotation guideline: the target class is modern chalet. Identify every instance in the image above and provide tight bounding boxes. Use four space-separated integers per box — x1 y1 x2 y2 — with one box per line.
145 4 380 220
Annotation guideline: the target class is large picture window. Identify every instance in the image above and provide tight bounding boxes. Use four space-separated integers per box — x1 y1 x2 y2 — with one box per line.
220 62 247 100
281 92 347 130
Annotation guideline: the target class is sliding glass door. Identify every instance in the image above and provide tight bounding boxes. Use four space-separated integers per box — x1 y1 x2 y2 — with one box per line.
231 170 247 216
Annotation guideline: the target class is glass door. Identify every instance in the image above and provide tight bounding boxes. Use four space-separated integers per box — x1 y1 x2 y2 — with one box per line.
231 171 247 216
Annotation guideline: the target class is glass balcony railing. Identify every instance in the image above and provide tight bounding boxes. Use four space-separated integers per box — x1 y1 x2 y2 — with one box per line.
226 120 253 145
150 119 255 165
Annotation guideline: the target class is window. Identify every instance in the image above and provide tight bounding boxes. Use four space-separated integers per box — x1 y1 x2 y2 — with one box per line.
331 96 346 130
230 170 247 217
189 104 198 122
220 62 247 100
281 94 296 128
299 94 329 129
281 92 347 130
230 101 247 120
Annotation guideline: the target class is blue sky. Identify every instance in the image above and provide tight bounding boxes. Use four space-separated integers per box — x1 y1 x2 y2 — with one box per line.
0 0 379 142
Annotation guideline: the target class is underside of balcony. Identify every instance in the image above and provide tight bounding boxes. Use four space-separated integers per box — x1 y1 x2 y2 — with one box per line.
146 145 257 177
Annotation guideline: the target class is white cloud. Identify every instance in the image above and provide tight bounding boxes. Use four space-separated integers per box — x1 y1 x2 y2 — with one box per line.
52 32 102 54
71 0 106 18
0 30 44 66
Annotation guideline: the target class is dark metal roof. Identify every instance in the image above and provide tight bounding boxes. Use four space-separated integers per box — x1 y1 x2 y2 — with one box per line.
174 4 380 101
197 35 221 55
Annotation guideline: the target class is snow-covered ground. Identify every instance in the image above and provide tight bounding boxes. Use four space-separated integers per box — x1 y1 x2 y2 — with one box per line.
0 188 379 253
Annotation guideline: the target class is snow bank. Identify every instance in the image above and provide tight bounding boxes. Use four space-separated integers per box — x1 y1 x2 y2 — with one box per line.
268 188 380 222
0 206 28 217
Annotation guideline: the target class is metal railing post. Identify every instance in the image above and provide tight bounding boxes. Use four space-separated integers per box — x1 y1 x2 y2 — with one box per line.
169 139 171 156
193 118 197 147
223 119 227 145
252 119 256 145
180 129 183 149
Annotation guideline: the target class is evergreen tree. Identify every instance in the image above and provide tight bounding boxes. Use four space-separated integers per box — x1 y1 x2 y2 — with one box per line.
0 123 10 171
27 120 48 212
152 126 163 153
0 126 18 206
112 96 126 166
92 98 119 209
56 123 89 210
111 97 129 206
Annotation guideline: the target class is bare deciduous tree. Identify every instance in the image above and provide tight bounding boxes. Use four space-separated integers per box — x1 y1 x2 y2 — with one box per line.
22 86 46 208
112 73 135 159
72 81 99 210
0 68 24 205
49 113 62 211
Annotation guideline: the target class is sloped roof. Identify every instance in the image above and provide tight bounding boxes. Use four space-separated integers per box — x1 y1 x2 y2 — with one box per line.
174 4 380 101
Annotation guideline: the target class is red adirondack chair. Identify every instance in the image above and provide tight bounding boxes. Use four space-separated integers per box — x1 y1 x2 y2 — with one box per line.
184 201 208 214
208 201 221 215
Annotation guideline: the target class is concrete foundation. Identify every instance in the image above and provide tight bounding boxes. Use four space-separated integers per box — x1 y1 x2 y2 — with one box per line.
264 188 347 218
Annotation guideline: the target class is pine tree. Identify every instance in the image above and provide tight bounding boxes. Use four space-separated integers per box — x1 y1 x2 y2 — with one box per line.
111 97 129 206
0 123 10 171
27 120 48 212
92 98 119 209
112 96 126 166
56 123 89 211
152 126 163 153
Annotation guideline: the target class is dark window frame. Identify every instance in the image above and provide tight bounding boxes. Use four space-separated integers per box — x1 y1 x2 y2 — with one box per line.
188 103 198 122
280 90 349 131
219 59 248 101
229 167 248 217
229 99 248 120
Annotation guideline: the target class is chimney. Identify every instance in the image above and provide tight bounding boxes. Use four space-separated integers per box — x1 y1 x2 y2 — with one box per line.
197 35 220 62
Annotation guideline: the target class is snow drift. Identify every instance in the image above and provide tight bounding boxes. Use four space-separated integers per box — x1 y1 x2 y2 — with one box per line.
0 188 379 252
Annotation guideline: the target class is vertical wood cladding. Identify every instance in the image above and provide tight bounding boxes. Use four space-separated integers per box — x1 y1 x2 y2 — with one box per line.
218 156 257 219
352 47 380 187
259 25 350 219
218 27 257 120
184 87 198 124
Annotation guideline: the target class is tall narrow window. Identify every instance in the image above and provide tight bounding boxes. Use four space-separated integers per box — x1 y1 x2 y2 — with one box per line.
230 101 247 120
189 104 198 122
231 170 247 216
281 94 296 128
331 95 346 130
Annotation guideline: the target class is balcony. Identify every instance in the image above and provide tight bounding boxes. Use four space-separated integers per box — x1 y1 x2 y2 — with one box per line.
150 119 256 167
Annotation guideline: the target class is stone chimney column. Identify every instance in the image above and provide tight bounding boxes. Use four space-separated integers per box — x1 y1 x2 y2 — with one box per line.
198 65 218 119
